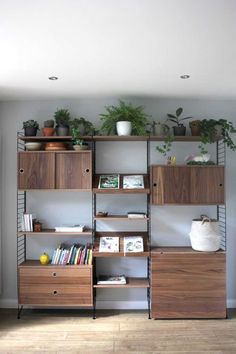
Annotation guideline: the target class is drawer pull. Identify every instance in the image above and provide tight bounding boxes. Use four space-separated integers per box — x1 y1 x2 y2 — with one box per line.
52 272 57 277
85 168 90 173
153 183 157 187
19 168 24 174
53 290 58 295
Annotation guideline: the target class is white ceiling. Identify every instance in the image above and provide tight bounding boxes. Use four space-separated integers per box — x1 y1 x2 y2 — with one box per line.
1 0 236 101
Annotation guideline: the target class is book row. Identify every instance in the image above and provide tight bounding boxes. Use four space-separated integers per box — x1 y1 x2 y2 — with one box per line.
51 243 93 265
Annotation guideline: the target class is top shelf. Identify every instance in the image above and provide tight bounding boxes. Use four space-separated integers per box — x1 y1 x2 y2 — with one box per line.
18 135 223 142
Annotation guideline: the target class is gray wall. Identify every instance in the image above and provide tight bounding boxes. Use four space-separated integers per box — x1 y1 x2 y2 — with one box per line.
0 97 235 308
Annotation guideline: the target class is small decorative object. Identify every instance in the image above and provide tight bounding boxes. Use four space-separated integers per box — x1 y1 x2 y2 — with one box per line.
33 220 42 232
153 121 170 136
166 156 176 165
167 107 192 136
45 142 66 151
99 100 150 136
23 120 39 136
189 120 201 136
39 252 50 265
42 119 55 136
25 142 42 151
189 215 221 252
185 153 216 165
54 108 71 136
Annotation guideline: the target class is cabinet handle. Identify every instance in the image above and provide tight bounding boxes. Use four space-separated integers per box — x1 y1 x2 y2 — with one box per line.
52 272 57 277
85 168 90 173
219 183 223 187
53 290 58 295
153 183 157 187
19 168 24 174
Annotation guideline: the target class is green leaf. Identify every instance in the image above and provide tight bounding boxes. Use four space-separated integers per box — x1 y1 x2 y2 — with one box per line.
176 107 183 117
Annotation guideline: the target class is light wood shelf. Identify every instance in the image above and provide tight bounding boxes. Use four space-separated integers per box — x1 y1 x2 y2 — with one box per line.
94 215 149 221
18 135 93 142
151 246 226 254
19 260 93 268
17 228 93 236
94 277 149 288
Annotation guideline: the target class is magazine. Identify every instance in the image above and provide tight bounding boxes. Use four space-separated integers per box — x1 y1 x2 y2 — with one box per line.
98 174 119 189
123 175 144 189
127 212 147 219
124 236 144 253
97 275 126 285
99 236 119 252
55 225 84 232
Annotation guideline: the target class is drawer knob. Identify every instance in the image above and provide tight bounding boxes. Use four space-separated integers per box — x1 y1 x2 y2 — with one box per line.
19 168 24 174
153 183 157 187
53 290 58 295
85 168 90 173
52 272 57 277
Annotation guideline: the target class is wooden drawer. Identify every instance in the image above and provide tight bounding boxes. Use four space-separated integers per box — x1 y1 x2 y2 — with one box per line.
19 266 91 285
19 284 92 306
151 248 226 319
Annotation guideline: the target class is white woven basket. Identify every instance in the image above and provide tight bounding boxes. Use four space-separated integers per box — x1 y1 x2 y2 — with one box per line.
189 215 221 252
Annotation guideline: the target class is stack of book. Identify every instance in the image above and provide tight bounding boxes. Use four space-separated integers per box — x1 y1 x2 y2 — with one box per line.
51 243 92 265
55 225 85 232
21 213 33 232
127 212 147 219
97 275 126 285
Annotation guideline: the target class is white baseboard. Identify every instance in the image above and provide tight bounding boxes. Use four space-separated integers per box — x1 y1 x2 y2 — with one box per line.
0 298 235 309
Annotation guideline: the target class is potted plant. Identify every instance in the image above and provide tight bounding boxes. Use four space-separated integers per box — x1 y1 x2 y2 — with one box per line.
189 120 201 136
151 121 170 136
100 100 150 136
42 119 55 136
167 107 192 136
70 117 96 136
23 120 39 136
71 126 88 150
199 119 236 152
54 108 71 136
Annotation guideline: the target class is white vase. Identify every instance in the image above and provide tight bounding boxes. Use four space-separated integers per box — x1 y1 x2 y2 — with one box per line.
116 121 132 136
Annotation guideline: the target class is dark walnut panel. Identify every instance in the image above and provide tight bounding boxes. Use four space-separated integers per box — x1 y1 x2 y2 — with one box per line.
56 152 92 189
151 250 226 319
18 152 55 189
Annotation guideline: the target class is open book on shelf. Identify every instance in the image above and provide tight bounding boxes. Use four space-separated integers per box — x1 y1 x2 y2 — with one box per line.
99 236 119 252
98 174 119 189
123 175 144 189
124 236 144 253
97 275 126 285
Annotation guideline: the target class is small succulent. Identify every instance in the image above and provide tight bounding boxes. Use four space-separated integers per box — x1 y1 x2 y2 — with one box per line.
23 120 39 129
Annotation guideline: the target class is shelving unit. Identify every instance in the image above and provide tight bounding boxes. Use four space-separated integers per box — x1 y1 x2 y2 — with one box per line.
16 134 226 319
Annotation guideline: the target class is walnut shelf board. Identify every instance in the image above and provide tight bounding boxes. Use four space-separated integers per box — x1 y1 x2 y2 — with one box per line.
17 229 93 236
94 215 149 220
93 136 149 141
18 136 93 142
19 260 93 268
18 150 92 154
151 247 226 254
93 174 150 194
18 189 92 192
94 277 149 288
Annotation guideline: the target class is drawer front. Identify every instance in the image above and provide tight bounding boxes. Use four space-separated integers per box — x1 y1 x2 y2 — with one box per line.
19 284 92 306
19 266 92 285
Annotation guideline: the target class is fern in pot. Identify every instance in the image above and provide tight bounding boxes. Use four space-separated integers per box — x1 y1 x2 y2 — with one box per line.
54 108 71 136
100 100 150 136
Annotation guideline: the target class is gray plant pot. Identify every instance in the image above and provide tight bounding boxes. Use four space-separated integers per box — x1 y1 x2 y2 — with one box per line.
56 126 69 136
24 127 38 136
173 126 186 136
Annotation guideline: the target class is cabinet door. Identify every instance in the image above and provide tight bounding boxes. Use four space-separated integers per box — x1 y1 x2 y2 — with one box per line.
191 166 224 204
151 250 226 319
56 152 92 189
151 166 190 204
18 152 55 189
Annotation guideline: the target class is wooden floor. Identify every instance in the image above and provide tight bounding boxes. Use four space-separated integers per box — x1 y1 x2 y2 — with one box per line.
0 309 236 353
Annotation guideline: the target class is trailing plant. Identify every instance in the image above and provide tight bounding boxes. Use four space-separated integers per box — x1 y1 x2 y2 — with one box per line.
70 117 96 136
54 108 71 127
99 100 150 135
167 107 192 127
23 120 39 130
70 126 86 146
187 160 216 165
200 119 236 151
156 135 174 156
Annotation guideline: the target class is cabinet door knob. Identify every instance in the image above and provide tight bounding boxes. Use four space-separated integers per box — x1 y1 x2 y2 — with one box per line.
52 272 57 277
219 183 223 187
19 168 24 174
153 183 157 187
53 290 58 295
85 168 90 173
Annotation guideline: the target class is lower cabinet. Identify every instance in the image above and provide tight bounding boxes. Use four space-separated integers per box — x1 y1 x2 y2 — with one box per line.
151 248 226 319
19 263 93 306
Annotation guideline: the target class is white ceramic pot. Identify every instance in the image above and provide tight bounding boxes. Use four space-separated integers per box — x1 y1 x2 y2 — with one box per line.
116 121 132 136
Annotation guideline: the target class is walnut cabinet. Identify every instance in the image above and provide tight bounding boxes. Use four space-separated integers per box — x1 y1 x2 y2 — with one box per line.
151 248 226 319
151 165 224 204
18 151 92 190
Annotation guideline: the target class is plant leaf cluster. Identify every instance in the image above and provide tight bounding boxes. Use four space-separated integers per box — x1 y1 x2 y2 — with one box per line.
100 100 150 135
23 120 39 129
54 109 71 127
200 119 236 151
156 135 174 156
167 107 192 127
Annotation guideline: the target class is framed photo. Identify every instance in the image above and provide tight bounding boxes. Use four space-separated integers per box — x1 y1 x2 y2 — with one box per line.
98 174 119 189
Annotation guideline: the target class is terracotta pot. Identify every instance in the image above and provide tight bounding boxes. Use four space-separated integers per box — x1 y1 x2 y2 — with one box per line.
190 125 201 136
42 127 55 136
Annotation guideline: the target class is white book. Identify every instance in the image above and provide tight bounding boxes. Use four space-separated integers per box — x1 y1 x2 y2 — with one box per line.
127 212 147 219
124 236 144 253
97 275 126 285
55 225 84 232
21 214 26 231
99 237 119 252
24 214 30 232
123 175 144 189
29 214 33 231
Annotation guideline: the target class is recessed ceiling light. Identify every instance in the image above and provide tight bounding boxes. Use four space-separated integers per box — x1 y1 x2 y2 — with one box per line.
180 74 190 79
48 76 58 80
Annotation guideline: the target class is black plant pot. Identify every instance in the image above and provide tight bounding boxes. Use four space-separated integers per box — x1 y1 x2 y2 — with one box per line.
24 127 38 136
173 126 186 136
56 125 69 136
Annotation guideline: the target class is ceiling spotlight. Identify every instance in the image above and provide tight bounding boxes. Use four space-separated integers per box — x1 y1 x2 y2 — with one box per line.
180 74 190 79
48 76 58 80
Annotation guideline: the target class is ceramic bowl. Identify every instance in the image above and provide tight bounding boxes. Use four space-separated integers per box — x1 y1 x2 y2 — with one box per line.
25 142 42 151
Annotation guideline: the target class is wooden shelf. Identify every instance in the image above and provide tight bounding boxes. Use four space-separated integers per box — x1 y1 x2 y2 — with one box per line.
18 135 93 142
18 150 91 153
94 277 149 288
93 136 149 141
151 246 226 254
93 174 150 194
19 260 92 268
17 228 93 236
94 215 149 220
